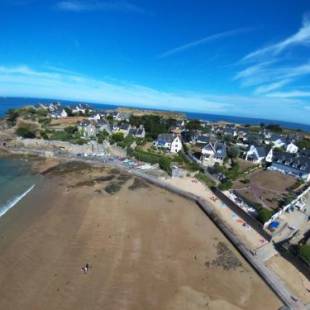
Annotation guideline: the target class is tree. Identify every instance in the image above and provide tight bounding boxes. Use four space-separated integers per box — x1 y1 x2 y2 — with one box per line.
296 138 310 150
266 124 282 133
16 126 36 138
110 132 124 144
257 208 273 224
227 146 240 159
6 109 20 126
64 107 74 117
186 120 201 131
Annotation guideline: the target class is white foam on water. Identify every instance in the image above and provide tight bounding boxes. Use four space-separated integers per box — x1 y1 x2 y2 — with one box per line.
0 185 35 218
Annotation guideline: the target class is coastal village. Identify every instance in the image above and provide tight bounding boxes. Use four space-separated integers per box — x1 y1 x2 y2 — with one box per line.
1 101 310 307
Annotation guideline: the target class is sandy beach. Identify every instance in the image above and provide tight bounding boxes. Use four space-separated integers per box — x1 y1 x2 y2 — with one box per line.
0 161 282 310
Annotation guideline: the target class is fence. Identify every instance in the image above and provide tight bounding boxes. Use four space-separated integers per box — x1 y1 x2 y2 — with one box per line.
211 188 272 241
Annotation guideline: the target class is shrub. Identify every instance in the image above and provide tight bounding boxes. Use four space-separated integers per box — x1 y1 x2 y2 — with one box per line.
257 208 273 224
110 132 124 144
16 126 36 138
299 245 310 264
218 179 233 191
195 172 216 188
159 157 172 175
6 109 20 126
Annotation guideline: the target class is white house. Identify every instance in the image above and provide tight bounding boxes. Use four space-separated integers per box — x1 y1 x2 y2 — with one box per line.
78 120 97 138
89 113 101 121
286 142 299 154
128 125 146 138
154 134 182 153
51 108 68 119
271 135 286 148
265 148 274 163
114 123 131 137
72 104 91 115
245 145 268 163
201 142 226 166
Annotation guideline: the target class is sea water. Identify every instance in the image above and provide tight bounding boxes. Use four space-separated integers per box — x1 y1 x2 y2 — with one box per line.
0 158 40 219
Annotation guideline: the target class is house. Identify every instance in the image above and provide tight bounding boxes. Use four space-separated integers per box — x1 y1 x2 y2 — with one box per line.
196 135 209 145
96 119 111 134
154 134 182 153
89 113 101 121
201 142 227 163
48 102 61 112
114 112 130 122
78 120 97 138
50 108 68 119
270 135 286 148
180 131 192 143
128 125 146 138
223 127 237 138
237 128 250 140
269 151 310 182
117 123 132 137
245 145 268 163
72 104 91 115
286 142 299 154
244 133 264 146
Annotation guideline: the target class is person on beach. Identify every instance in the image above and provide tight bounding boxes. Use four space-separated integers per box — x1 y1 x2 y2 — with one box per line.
81 263 90 274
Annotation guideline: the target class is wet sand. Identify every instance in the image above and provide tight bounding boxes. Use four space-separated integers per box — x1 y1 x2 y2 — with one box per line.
0 162 282 310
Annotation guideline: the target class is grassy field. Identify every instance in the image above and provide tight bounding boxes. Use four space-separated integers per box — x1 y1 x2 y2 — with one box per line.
233 170 296 210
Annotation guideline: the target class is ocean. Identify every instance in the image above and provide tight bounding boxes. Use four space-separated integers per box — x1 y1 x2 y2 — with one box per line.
1 96 309 132
0 158 40 219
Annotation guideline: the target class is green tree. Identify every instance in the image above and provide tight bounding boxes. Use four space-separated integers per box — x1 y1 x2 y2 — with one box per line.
110 132 124 144
64 107 74 117
16 126 36 138
6 109 20 126
266 124 282 133
186 120 201 130
257 208 273 224
227 146 240 159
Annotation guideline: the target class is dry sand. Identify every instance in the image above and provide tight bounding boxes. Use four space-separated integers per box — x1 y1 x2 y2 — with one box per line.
0 162 282 310
266 255 310 304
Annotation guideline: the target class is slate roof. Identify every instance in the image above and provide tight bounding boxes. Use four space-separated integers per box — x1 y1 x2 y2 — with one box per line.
157 133 176 144
272 151 310 173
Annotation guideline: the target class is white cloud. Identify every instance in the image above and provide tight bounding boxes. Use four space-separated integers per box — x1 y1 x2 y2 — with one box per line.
266 90 310 98
243 15 310 62
158 28 252 59
0 65 228 113
235 16 310 97
0 65 309 125
55 0 145 14
254 79 292 95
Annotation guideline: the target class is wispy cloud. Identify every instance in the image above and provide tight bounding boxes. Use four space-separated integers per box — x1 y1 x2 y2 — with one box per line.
254 79 292 95
235 15 310 97
0 65 227 113
243 15 310 62
266 90 310 98
158 28 253 59
55 0 145 14
0 65 309 125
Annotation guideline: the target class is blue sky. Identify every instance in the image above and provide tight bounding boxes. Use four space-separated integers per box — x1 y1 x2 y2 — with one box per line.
0 0 310 124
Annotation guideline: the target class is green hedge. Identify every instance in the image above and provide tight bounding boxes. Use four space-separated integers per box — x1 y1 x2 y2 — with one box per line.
127 147 172 175
299 244 310 264
195 172 216 188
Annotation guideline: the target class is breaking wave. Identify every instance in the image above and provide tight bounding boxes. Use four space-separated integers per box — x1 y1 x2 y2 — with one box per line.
0 185 35 218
